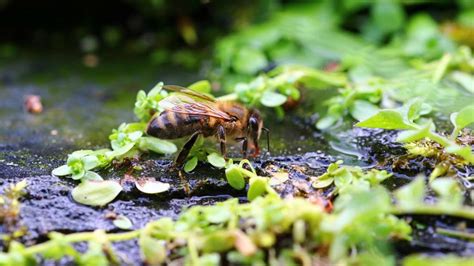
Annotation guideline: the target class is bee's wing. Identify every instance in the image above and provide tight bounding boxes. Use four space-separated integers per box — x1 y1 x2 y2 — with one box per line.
163 85 216 103
169 102 233 120
159 85 232 120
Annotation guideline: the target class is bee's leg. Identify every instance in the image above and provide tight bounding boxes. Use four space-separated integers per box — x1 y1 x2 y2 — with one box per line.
217 125 227 158
174 131 201 168
242 138 248 159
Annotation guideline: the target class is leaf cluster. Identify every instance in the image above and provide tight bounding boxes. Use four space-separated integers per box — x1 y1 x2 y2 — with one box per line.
0 186 412 265
51 84 178 206
356 99 474 178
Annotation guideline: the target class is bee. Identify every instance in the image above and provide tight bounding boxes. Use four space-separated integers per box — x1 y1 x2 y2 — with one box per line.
146 85 269 167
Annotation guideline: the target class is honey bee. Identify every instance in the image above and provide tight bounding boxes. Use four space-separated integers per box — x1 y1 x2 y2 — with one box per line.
146 85 269 166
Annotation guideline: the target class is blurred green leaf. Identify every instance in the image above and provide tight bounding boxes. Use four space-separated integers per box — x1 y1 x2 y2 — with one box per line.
349 100 380 121
260 91 287 107
394 176 425 209
232 47 268 75
225 165 246 190
371 0 405 34
207 153 226 168
356 109 415 129
247 178 267 201
113 215 133 230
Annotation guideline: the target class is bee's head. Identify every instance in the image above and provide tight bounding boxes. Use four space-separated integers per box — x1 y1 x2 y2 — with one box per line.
247 110 269 157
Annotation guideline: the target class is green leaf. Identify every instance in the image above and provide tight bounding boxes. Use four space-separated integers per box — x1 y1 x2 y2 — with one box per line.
349 100 380 121
188 80 211 93
83 171 103 181
450 71 474 93
110 142 135 157
225 165 246 190
148 82 164 98
196 253 221 265
445 144 474 164
71 168 86 180
247 178 267 201
207 153 226 168
139 234 167 265
41 233 78 259
451 105 474 130
371 0 405 34
135 179 170 194
232 47 268 74
113 215 133 230
128 131 143 141
82 156 100 170
333 168 354 189
184 156 198 173
205 206 232 224
394 176 425 209
312 177 334 189
72 180 122 206
260 91 287 107
78 241 109 266
432 53 452 83
200 232 235 253
316 115 339 130
401 99 431 122
403 254 474 266
52 165 71 176
139 137 177 154
396 122 432 143
430 178 462 208
356 110 416 130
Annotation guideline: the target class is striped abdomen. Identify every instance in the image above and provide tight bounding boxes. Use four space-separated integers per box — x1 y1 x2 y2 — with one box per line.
146 110 217 139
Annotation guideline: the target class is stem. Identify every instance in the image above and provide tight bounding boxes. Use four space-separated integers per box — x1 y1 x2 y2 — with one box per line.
187 236 199 265
426 131 450 147
391 206 474 220
450 127 460 141
239 168 259 179
23 230 141 256
432 53 452 84
436 228 474 241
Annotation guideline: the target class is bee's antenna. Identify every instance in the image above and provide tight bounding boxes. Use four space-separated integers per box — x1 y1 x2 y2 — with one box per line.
262 127 270 154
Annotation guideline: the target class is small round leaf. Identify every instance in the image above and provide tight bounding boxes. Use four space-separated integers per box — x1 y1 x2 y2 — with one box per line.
247 178 268 201
184 156 198 173
207 153 226 168
72 180 122 206
113 215 133 230
83 171 104 181
52 165 71 176
312 177 334 189
225 165 246 190
260 91 287 107
135 179 170 194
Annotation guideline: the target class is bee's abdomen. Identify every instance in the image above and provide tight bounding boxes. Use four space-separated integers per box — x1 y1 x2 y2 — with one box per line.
146 111 208 139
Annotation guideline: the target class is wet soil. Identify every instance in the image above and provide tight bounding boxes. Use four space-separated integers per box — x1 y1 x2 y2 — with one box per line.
0 55 472 264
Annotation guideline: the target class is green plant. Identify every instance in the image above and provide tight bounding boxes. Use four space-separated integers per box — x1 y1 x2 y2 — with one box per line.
311 160 392 195
356 99 474 180
392 176 474 220
52 84 178 206
217 65 346 118
0 180 28 246
316 80 383 129
0 185 414 265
